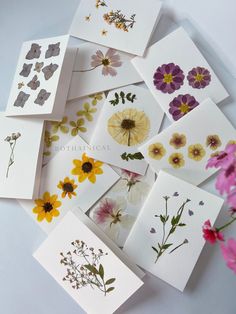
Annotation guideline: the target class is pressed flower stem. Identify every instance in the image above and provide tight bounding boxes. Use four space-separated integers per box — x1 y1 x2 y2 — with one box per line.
73 65 101 73
6 140 16 178
217 217 236 232
169 240 188 254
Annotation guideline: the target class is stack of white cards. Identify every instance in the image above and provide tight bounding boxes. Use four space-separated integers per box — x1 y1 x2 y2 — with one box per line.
1 0 236 312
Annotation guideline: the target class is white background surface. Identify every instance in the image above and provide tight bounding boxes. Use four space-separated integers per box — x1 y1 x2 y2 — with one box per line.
0 0 236 313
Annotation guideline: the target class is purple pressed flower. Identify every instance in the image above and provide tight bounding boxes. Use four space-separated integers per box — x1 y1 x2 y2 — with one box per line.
153 63 184 94
187 66 211 89
169 94 199 121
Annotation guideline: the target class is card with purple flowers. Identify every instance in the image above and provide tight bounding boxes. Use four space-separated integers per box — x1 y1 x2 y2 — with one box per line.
34 211 144 314
139 98 236 185
0 112 44 199
68 43 142 100
43 93 105 166
88 166 156 247
123 170 224 291
132 27 229 121
5 35 76 120
18 136 120 234
87 85 164 175
69 0 162 56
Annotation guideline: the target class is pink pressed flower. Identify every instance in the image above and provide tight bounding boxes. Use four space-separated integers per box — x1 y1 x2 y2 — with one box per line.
121 169 141 181
228 188 236 208
206 144 236 169
90 48 122 76
216 161 236 195
202 220 224 244
93 198 117 224
221 238 236 273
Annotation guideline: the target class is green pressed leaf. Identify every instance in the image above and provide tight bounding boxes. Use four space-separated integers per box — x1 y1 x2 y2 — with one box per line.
99 264 104 279
84 264 99 275
152 246 159 254
162 243 173 250
178 223 186 227
120 152 144 161
160 215 165 223
106 287 115 293
105 278 116 285
114 92 119 100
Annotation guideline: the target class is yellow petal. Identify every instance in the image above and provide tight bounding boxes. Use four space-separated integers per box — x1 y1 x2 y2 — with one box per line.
94 161 103 167
43 192 50 202
88 173 96 183
79 173 87 182
37 211 46 222
34 199 44 207
45 212 53 223
54 200 62 208
94 168 103 175
33 206 42 214
52 209 60 217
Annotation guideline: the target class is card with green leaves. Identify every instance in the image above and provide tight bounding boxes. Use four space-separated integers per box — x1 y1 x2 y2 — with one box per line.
34 211 144 314
123 171 224 291
88 85 164 175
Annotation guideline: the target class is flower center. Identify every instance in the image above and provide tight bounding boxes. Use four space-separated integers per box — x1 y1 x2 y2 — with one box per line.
193 149 200 156
195 73 204 82
153 148 160 155
102 58 110 66
180 103 190 114
174 137 182 145
43 202 53 213
163 73 173 83
82 162 93 173
63 183 74 193
111 211 122 224
173 157 180 164
121 119 135 130
209 138 217 146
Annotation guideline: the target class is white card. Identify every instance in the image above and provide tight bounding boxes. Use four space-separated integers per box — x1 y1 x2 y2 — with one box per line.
43 93 105 165
68 43 142 100
5 35 76 120
69 0 162 56
18 137 120 234
123 171 224 291
140 98 236 185
88 166 155 247
88 85 164 175
34 211 144 314
0 113 44 199
132 27 229 121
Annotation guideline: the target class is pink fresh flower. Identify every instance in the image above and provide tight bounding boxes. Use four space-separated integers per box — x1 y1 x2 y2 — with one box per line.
221 238 236 273
202 220 224 244
91 48 122 76
206 144 236 169
216 161 236 195
228 188 236 208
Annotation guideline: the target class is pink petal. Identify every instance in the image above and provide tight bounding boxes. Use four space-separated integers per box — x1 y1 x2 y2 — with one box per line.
95 50 104 60
107 66 117 76
105 48 117 58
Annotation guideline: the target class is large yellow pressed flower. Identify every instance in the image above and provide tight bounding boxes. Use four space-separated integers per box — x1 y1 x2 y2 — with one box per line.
148 143 166 160
71 153 103 184
107 108 150 146
57 177 78 199
33 192 61 223
188 144 206 161
168 153 185 169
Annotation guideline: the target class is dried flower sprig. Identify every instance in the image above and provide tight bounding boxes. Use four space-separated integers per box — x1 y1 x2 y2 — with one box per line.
4 132 21 178
95 0 107 8
60 240 116 295
151 196 190 263
103 10 136 32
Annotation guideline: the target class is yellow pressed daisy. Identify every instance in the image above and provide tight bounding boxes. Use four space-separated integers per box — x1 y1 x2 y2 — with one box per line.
169 133 186 149
188 144 206 161
168 153 185 169
107 108 150 146
206 135 222 150
148 143 166 160
33 192 61 223
71 153 103 184
57 177 78 199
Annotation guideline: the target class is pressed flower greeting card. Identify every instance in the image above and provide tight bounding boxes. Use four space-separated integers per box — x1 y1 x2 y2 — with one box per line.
123 171 224 291
0 113 44 199
69 0 162 56
132 27 229 121
139 98 236 185
34 211 144 314
68 43 142 100
43 93 105 165
18 136 120 234
88 166 155 247
88 85 164 175
5 35 76 120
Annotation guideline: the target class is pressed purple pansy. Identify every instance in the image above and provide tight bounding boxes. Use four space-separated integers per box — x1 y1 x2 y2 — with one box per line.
169 94 199 121
153 63 185 94
187 66 211 89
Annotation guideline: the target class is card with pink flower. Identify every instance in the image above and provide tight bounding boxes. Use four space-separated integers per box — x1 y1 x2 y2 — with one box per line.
132 27 229 121
68 43 142 100
18 136 120 234
34 211 144 314
139 98 236 186
123 171 224 291
69 0 162 56
87 85 164 175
